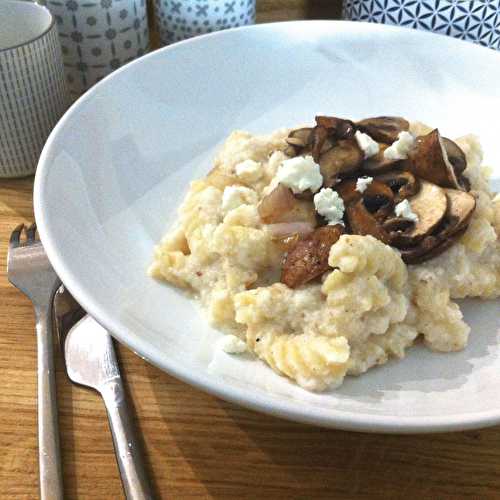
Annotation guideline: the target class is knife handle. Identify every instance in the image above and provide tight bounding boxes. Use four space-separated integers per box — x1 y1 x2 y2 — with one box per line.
101 377 153 500
35 304 64 500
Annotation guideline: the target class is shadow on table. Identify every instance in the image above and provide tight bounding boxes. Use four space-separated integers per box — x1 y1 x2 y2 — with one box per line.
146 362 500 499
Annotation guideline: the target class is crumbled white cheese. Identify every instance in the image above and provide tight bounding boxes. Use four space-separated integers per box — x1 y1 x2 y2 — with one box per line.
384 131 415 160
314 188 345 226
355 131 379 159
275 155 323 194
395 199 419 222
235 159 262 183
221 186 258 213
218 334 247 354
355 176 373 193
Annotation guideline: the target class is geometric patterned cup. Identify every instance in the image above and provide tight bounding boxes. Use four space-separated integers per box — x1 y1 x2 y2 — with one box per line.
39 0 150 98
0 0 70 178
154 0 256 46
343 0 500 50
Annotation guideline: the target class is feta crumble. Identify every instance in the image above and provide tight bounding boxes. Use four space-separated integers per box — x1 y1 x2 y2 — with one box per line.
235 159 262 183
275 155 323 194
384 131 415 160
355 131 379 159
221 186 258 213
355 176 373 193
314 188 345 226
395 199 419 222
218 334 247 354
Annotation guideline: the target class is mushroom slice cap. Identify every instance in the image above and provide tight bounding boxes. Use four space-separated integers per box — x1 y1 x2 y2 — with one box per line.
375 170 420 202
281 225 344 288
442 137 467 175
356 116 410 144
315 116 356 139
319 139 363 184
441 188 476 236
408 129 462 189
401 227 467 265
286 128 313 147
392 181 448 247
311 125 330 162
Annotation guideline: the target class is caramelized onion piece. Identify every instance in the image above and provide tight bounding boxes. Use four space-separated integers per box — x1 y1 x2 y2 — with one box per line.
281 225 344 288
357 116 410 144
258 184 296 223
267 222 315 239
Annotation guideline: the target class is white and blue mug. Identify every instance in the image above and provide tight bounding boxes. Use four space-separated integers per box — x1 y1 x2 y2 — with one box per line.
39 0 150 97
154 0 256 46
343 0 500 50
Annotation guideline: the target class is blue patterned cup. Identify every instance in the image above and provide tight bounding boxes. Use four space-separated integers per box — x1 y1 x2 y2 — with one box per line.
39 0 150 97
343 0 500 50
154 0 256 46
0 0 69 177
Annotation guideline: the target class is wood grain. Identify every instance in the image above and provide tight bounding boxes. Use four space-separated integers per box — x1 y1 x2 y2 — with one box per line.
2 3 500 499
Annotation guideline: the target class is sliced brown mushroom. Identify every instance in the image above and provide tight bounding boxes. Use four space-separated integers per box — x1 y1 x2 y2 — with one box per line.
319 139 363 185
383 217 415 232
401 227 467 265
440 188 476 237
375 170 420 202
391 181 448 247
399 189 475 263
346 199 391 244
356 116 410 144
362 143 408 175
315 116 355 139
442 137 467 175
286 128 313 148
408 129 462 189
311 125 330 162
281 225 344 288
334 179 394 221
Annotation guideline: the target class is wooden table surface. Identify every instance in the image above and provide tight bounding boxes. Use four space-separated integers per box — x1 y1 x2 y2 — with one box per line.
2 2 500 499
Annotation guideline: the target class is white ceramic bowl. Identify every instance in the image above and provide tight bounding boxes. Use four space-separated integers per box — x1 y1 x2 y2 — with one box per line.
35 21 500 433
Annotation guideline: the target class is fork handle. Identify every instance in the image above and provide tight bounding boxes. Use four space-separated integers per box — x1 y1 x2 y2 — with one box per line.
101 379 153 500
35 305 64 500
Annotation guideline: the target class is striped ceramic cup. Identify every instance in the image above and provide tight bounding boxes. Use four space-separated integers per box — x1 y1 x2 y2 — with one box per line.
0 0 69 177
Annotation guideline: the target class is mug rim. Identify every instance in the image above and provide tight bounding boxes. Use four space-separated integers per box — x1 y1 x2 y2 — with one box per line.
0 0 55 53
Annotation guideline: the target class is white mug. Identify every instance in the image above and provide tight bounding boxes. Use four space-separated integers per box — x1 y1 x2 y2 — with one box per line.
0 0 69 177
39 0 150 97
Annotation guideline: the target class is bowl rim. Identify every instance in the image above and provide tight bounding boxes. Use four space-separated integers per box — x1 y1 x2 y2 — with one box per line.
34 20 500 434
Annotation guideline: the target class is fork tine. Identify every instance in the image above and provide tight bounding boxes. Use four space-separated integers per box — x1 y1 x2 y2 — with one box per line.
26 222 37 243
9 224 24 249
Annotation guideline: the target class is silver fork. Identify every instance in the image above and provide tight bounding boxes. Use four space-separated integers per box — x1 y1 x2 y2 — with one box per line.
7 223 64 500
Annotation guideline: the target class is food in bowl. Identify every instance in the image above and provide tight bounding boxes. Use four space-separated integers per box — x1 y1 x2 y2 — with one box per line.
149 115 500 391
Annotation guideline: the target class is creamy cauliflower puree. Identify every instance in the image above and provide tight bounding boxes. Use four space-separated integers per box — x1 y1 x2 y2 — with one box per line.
149 117 500 391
